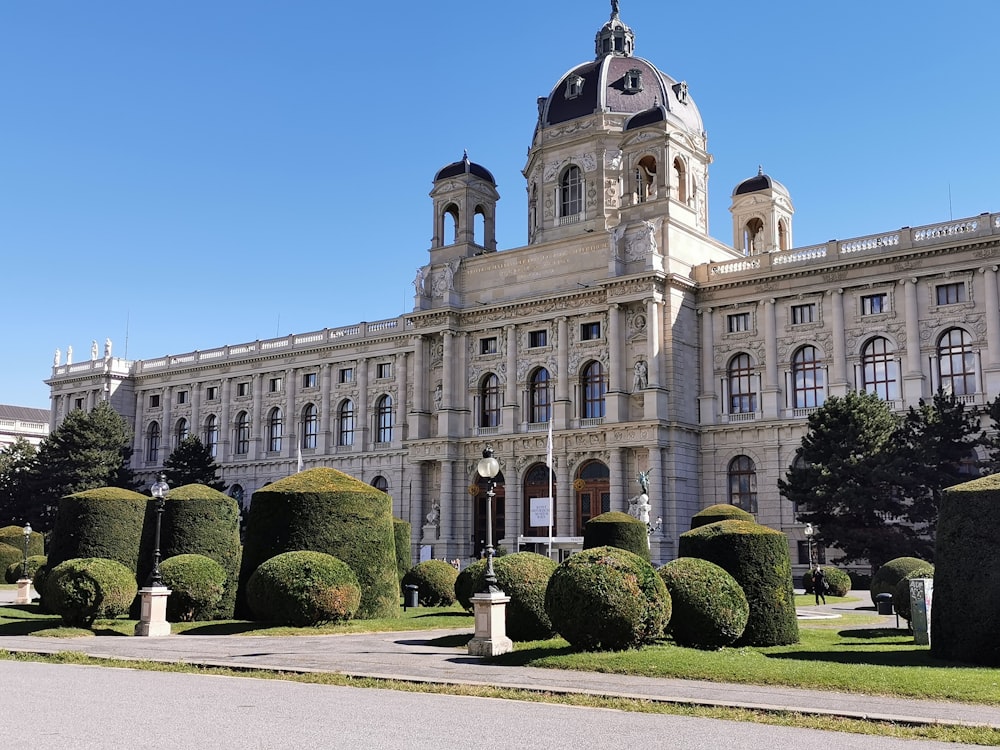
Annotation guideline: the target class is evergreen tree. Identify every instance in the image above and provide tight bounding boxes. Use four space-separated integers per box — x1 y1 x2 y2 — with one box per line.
0 438 40 526
162 435 226 491
982 395 1000 475
778 391 924 571
30 401 136 527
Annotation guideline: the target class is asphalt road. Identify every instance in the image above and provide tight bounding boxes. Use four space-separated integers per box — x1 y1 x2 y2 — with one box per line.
4 661 964 750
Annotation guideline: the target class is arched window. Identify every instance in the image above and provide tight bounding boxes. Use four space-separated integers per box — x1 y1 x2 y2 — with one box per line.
778 219 789 251
575 460 610 535
938 328 975 396
672 157 687 203
175 417 189 445
728 455 757 512
559 166 582 218
581 361 606 419
230 484 245 510
146 421 160 462
728 353 757 414
267 407 283 452
371 476 389 493
792 346 825 409
234 411 250 455
636 155 656 203
522 463 556 536
376 395 393 443
744 217 764 255
204 415 219 457
338 400 355 446
480 374 500 428
529 368 551 424
443 203 459 245
474 206 486 247
862 337 899 401
301 404 318 449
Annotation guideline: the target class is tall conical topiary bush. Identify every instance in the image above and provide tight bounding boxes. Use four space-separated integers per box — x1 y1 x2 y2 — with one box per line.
582 511 649 561
237 468 399 619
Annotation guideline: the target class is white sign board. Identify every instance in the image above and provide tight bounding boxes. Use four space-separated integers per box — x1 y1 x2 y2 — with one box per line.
419 545 432 563
529 497 552 527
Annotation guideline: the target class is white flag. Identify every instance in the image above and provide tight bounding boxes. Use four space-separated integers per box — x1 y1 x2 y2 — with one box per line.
296 445 304 473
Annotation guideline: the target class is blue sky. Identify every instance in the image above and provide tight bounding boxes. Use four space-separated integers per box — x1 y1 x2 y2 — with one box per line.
2 1 998 409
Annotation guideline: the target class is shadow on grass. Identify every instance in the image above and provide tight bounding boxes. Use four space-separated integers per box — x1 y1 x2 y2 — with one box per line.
838 628 911 641
490 643 576 666
0 618 63 636
408 611 471 620
179 622 270 636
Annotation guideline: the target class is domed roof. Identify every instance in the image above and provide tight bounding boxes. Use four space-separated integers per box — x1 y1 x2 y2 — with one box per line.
733 166 789 197
538 4 704 137
434 151 496 185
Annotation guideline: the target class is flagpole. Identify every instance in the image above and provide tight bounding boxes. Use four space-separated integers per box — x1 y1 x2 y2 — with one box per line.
547 415 553 560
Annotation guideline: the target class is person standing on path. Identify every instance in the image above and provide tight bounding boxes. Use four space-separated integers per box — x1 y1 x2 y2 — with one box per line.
812 567 827 605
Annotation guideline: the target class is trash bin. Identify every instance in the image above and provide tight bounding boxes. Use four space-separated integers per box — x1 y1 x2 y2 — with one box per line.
875 592 893 615
403 584 419 610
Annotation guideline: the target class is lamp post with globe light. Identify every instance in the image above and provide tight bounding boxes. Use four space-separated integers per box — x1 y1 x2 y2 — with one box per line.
135 474 172 637
15 523 32 604
804 523 818 570
476 446 501 593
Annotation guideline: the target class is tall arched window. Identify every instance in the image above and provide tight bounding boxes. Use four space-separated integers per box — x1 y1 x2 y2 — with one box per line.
301 404 318 449
636 155 657 203
938 328 975 396
559 166 582 217
267 407 283 452
522 463 556 536
338 400 355 446
862 337 899 401
792 346 825 409
234 411 250 455
175 417 189 445
442 203 459 245
146 421 160 462
480 373 500 428
376 395 393 443
728 455 757 512
529 368 551 424
204 415 219 457
371 476 389 493
581 361 606 418
728 353 757 414
778 219 789 251
575 460 610 535
672 157 687 203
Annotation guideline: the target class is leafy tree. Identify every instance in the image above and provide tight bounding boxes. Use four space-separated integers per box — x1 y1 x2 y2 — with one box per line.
778 391 924 571
162 436 226 491
30 402 136 527
982 395 1000 475
0 438 39 526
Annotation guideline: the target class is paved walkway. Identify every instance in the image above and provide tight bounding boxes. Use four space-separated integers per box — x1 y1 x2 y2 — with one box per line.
2 589 997 730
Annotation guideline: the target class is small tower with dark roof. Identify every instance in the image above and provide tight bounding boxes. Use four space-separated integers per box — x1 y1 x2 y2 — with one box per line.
730 166 794 255
429 151 499 260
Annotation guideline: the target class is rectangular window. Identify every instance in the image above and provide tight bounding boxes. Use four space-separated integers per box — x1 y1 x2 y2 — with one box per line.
791 303 816 325
376 362 392 379
861 293 888 315
727 312 750 333
936 282 966 305
206 386 218 401
529 330 547 348
149 394 160 408
302 373 317 389
74 398 84 410
176 390 188 404
339 367 354 384
480 337 497 355
237 382 249 397
581 322 601 341
269 377 282 393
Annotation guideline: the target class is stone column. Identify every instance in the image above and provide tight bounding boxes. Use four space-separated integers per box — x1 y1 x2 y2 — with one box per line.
697 307 716 424
609 446 624 512
191 382 201 440
982 266 1000 367
761 299 779 418
503 325 519 431
395 351 408 443
556 449 572 537
357 358 369 450
250 375 262 459
133 391 145 464
829 289 847 395
441 332 454 410
220 379 231 463
645 298 661 389
320 363 332 451
607 304 628 422
555 317 570 426
902 278 924 405
284 368 296 458
440 459 456 553
162 386 172 456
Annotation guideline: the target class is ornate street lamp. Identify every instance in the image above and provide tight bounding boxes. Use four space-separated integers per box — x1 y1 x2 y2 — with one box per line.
148 474 169 587
476 446 501 593
21 523 31 579
804 523 818 569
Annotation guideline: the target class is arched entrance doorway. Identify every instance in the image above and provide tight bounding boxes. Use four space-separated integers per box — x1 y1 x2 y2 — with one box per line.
575 459 610 535
472 471 506 559
522 462 557 537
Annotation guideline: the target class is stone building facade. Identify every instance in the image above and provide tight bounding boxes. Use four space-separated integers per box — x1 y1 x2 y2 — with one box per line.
45 6 1000 568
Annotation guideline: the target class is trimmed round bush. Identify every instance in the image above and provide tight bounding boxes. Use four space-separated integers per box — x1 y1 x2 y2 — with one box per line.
545 546 670 651
0 543 21 579
47 487 148 573
583 511 649 561
0 525 44 557
690 504 755 530
401 560 458 606
238 468 399 619
800 566 851 597
159 554 227 622
393 518 412 585
46 557 138 627
657 557 748 649
893 566 934 622
247 550 361 626
870 557 928 605
137 483 242 619
5 555 46 584
679 520 798 646
453 553 558 641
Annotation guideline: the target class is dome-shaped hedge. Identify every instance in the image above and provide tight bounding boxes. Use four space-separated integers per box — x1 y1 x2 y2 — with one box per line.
46 557 138 628
47 487 148 573
583 512 649 561
247 550 361 626
454 553 558 641
679 520 798 646
401 560 458 606
238 468 399 619
137 483 242 619
545 546 670 651
0 543 21 578
870 557 928 605
160 554 228 622
393 518 412 585
657 557 749 649
893 565 934 622
5 555 46 584
690 504 755 530
0 525 44 558
801 566 852 597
